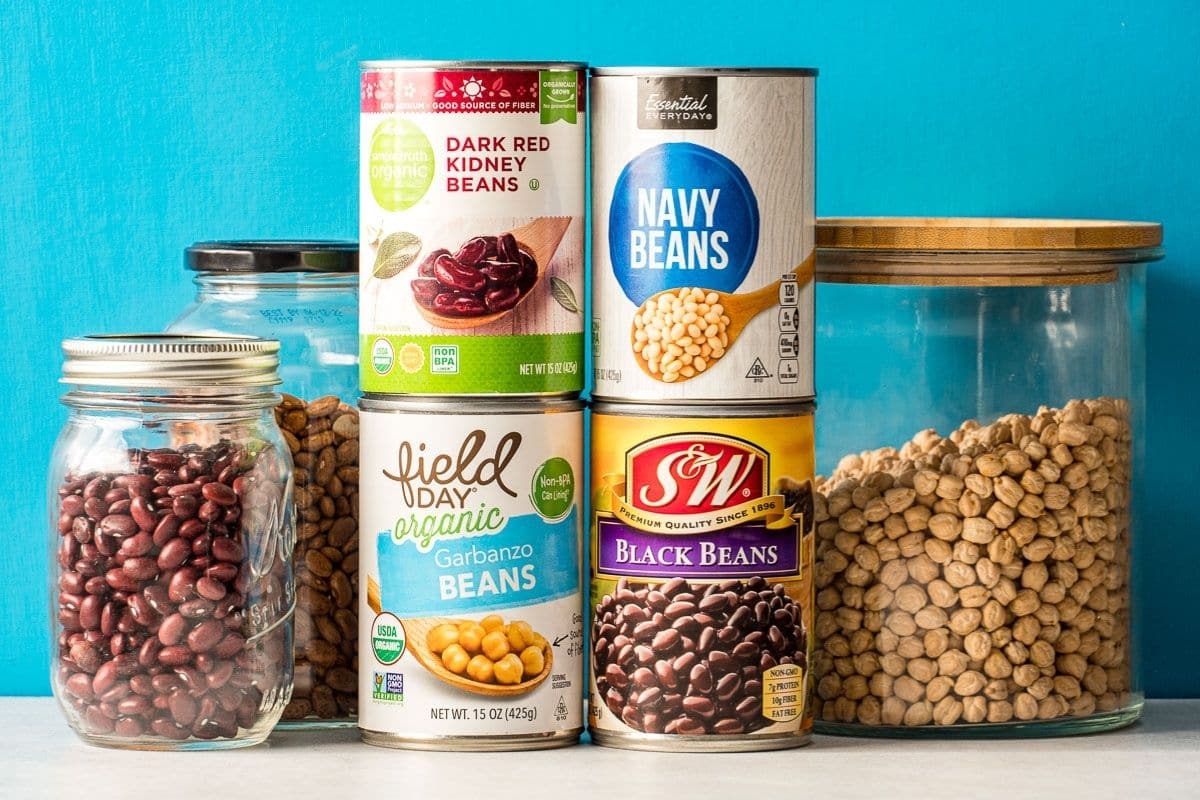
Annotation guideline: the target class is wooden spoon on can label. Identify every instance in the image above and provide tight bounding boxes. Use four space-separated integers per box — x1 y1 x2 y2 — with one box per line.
413 216 573 330
630 252 816 383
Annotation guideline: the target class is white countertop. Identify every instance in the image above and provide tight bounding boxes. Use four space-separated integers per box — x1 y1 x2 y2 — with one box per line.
3 698 1196 799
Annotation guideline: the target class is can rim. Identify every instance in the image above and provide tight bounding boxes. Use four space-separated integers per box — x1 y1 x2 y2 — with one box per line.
590 400 816 418
590 66 818 77
359 394 584 414
590 395 817 407
361 60 587 71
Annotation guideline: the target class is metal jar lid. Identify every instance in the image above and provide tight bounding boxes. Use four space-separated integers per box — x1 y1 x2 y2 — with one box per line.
816 218 1164 286
61 335 281 388
185 241 358 274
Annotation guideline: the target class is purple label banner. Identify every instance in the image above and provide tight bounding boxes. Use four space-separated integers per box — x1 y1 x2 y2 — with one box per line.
596 517 799 579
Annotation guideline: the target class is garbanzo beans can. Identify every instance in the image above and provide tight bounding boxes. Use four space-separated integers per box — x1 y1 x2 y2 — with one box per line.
591 67 816 403
360 61 586 396
357 396 584 750
588 401 816 751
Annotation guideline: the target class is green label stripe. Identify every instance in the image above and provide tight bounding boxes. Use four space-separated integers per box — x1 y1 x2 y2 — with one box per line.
361 333 583 394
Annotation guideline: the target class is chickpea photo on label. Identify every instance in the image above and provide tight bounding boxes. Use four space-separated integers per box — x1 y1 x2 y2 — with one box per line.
408 615 555 695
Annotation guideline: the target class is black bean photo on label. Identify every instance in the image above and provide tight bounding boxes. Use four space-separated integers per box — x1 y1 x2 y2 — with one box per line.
592 577 806 735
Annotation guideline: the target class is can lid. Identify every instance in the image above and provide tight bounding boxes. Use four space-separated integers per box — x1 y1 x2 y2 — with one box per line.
359 394 584 414
62 334 281 388
186 241 358 274
591 66 818 77
360 60 586 71
816 218 1163 286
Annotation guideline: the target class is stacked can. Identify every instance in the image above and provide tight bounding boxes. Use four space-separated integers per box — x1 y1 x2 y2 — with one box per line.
356 60 587 750
588 67 818 750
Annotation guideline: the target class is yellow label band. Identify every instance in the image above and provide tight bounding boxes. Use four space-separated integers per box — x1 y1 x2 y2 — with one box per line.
610 489 795 534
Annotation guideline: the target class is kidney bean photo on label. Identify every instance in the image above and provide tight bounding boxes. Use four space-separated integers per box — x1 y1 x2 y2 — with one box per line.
410 231 539 319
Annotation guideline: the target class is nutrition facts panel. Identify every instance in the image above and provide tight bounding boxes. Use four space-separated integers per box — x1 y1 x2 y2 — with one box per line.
776 273 800 384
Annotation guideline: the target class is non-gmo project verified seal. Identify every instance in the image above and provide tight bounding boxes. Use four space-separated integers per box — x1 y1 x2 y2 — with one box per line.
372 672 405 702
430 344 458 374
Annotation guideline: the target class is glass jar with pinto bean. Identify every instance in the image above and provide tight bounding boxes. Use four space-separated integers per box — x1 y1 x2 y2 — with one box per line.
168 242 360 727
50 335 294 749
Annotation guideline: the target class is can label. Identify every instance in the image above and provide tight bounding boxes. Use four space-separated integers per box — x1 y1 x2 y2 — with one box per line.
589 408 815 744
358 405 584 741
591 73 815 402
360 65 586 395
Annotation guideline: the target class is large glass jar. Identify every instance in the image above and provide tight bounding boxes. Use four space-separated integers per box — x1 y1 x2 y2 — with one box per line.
168 241 359 728
50 335 294 749
812 218 1160 736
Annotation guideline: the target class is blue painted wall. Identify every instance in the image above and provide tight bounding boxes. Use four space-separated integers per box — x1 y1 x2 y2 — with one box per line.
2 1 1196 696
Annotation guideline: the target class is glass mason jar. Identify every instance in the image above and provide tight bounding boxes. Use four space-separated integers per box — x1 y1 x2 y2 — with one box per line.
168 241 359 728
50 335 294 749
811 218 1160 736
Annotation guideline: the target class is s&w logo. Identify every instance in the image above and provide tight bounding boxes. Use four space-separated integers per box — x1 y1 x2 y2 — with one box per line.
628 434 767 514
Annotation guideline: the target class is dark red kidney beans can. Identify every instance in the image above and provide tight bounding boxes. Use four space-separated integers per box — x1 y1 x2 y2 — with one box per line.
360 60 586 397
589 401 816 751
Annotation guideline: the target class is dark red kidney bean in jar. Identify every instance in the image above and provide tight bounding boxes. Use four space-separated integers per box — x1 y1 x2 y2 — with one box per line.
410 231 538 317
53 441 290 742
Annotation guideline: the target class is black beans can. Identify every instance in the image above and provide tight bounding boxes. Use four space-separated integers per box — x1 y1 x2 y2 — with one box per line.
588 401 816 750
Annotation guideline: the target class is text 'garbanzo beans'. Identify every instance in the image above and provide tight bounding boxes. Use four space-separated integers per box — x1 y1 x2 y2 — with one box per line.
633 288 730 382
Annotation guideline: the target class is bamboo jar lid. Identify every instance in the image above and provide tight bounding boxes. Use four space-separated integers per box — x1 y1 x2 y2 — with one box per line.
816 218 1163 286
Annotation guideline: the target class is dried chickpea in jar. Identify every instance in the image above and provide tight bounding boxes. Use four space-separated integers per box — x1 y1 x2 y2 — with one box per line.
813 399 1134 731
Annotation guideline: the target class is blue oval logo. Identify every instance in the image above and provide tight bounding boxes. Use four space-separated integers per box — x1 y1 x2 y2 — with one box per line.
608 142 759 305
